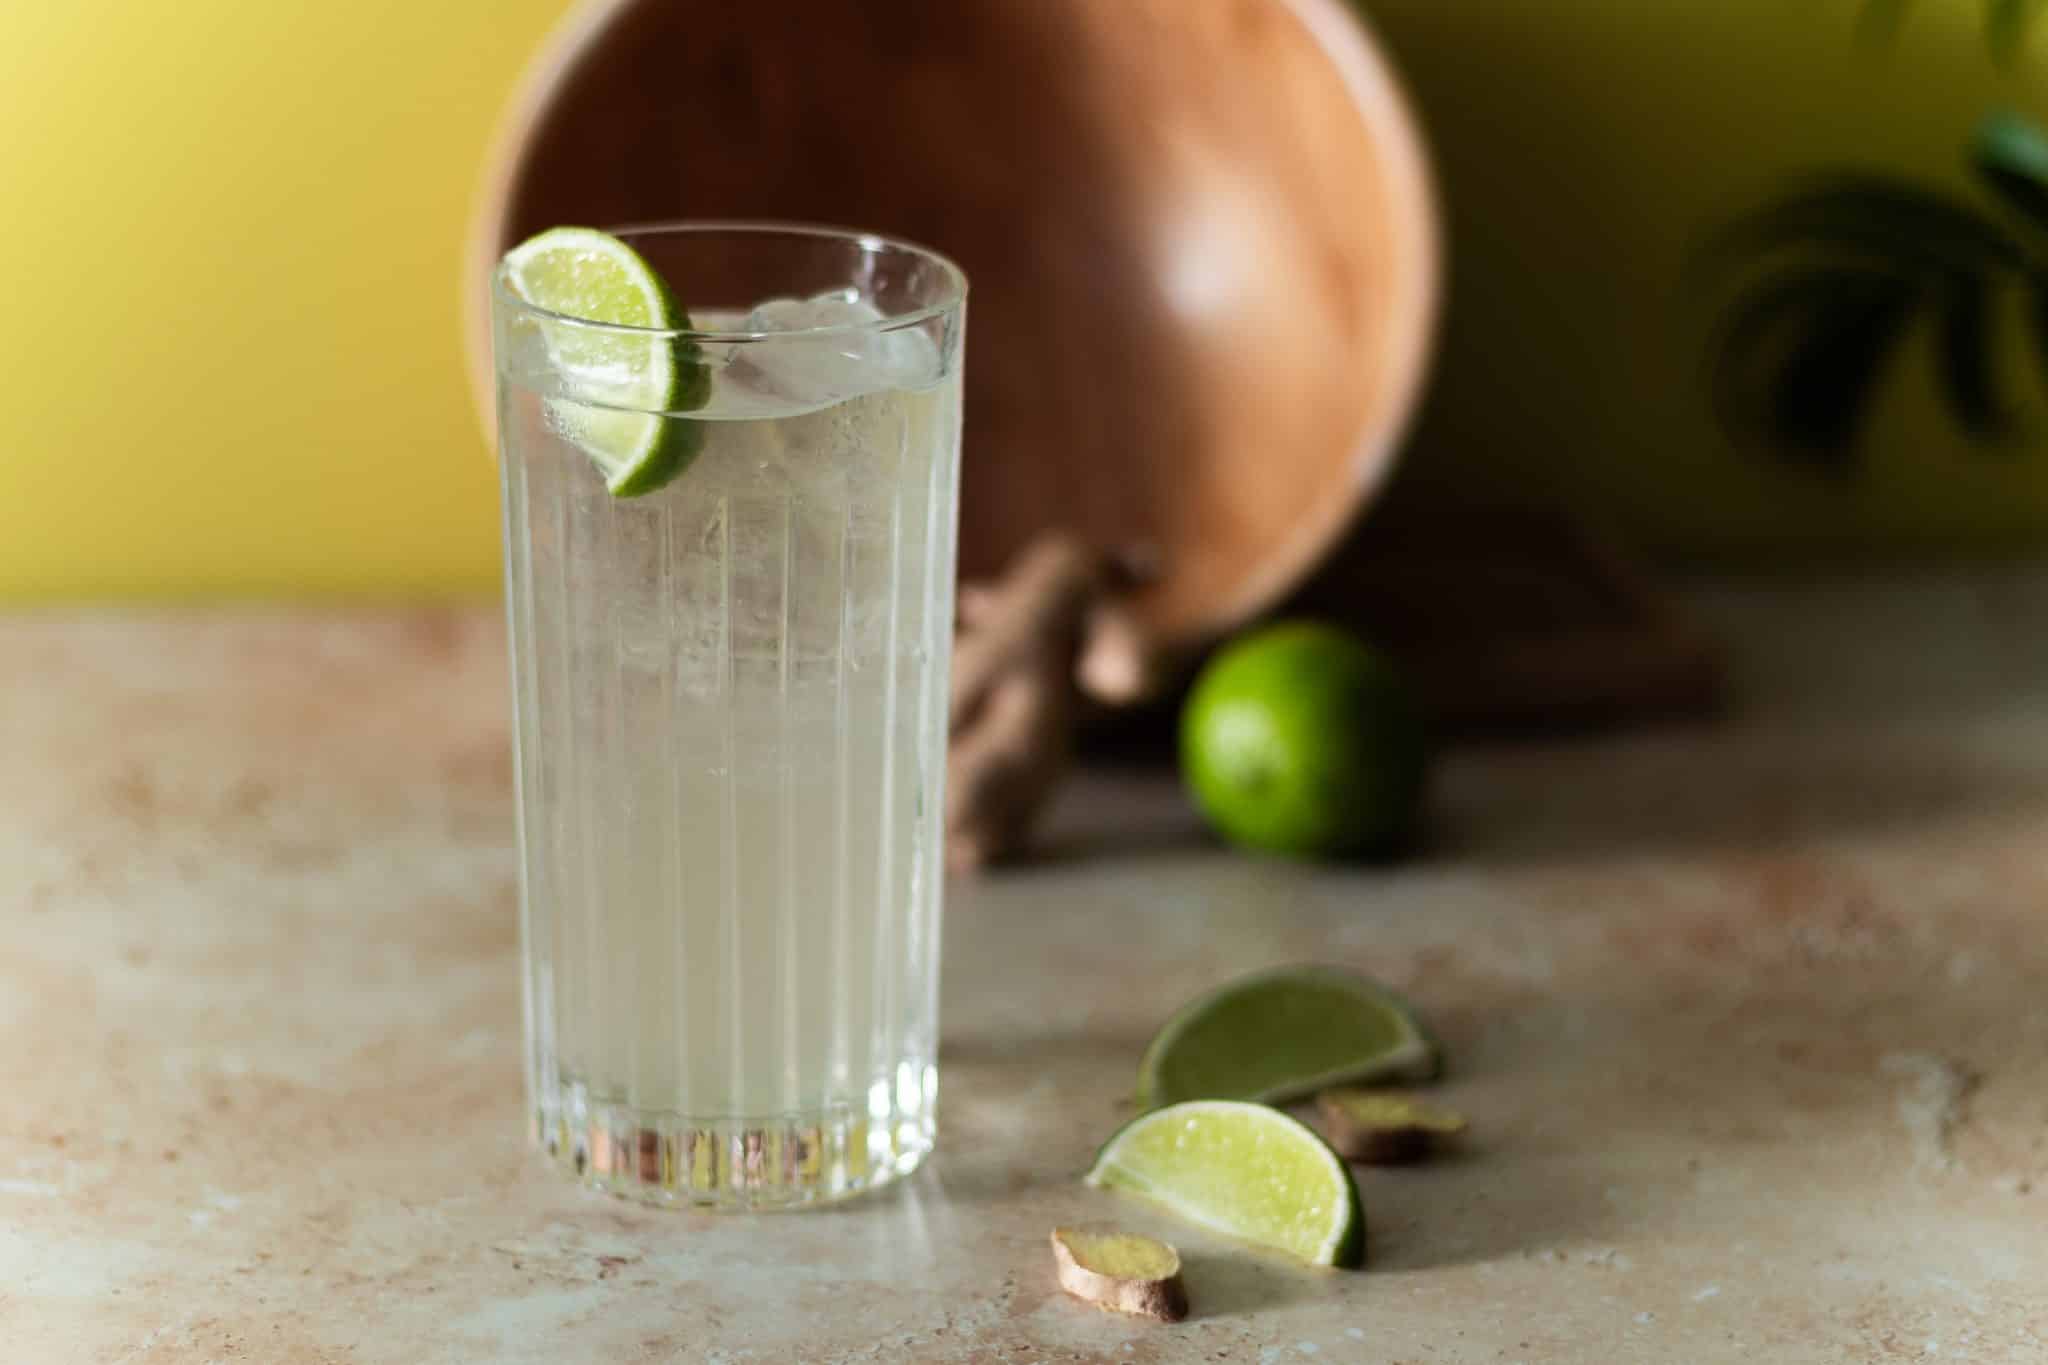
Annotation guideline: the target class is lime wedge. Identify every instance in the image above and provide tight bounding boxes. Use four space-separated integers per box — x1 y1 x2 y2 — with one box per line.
1136 965 1438 1110
1086 1100 1365 1268
501 227 710 497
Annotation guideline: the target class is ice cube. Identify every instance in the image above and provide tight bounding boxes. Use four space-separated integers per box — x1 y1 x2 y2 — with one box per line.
749 294 885 332
732 293 940 407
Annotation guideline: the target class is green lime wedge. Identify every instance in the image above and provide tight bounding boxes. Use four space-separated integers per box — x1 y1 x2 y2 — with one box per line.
1136 965 1438 1111
501 227 711 497
1086 1100 1365 1268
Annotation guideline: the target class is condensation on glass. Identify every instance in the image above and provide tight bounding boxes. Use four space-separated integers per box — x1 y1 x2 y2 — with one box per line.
492 225 966 1207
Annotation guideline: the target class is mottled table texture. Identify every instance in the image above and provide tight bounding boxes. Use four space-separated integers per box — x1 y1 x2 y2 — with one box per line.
5 571 2048 1363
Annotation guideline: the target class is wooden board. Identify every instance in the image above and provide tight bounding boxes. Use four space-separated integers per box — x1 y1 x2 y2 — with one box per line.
1286 471 1723 732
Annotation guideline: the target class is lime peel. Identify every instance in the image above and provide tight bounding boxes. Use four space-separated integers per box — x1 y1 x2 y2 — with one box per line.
1086 1100 1365 1269
500 226 709 497
1180 621 1428 859
1136 964 1439 1111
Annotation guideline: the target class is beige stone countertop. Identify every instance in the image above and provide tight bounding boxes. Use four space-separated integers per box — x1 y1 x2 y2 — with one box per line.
5 571 2048 1363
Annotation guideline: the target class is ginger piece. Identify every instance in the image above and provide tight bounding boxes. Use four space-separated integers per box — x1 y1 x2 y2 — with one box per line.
1318 1090 1468 1165
947 534 1108 870
948 532 1173 867
1076 596 1171 707
1075 544 1171 707
1050 1225 1189 1322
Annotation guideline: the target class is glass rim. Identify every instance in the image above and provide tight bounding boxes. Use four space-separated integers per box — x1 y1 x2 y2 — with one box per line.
490 220 968 343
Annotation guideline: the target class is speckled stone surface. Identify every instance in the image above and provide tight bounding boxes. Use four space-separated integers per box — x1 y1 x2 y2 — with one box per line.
4 574 2048 1363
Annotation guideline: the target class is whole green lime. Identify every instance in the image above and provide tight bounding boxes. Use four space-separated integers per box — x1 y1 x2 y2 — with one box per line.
1180 623 1427 859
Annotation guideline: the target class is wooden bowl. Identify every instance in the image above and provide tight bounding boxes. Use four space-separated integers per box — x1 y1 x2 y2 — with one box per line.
466 0 1438 649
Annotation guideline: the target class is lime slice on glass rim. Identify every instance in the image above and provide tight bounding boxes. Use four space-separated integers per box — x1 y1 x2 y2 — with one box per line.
500 227 712 497
1086 1100 1366 1268
1136 965 1438 1111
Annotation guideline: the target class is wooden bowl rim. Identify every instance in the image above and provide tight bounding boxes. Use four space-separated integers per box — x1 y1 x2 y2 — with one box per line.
1189 0 1440 638
460 0 1440 644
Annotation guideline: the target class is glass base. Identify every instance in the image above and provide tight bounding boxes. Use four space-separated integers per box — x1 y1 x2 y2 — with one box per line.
534 1076 935 1209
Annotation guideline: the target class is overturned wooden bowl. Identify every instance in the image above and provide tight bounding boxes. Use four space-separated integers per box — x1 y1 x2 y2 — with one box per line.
466 0 1438 650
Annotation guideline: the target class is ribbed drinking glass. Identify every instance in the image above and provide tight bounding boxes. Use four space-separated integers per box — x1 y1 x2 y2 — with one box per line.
492 224 966 1207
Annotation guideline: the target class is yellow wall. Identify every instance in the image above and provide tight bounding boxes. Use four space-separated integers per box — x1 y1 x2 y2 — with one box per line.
0 0 572 600
9 1 2045 600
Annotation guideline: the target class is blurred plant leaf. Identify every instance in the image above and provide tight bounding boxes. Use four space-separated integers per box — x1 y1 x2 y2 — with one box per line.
1707 177 2025 275
2032 278 2048 375
1937 272 2012 439
1712 265 1920 472
1976 112 2048 234
1706 131 2048 472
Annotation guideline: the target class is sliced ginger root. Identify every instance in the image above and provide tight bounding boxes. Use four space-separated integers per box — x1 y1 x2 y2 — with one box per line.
1318 1090 1468 1165
1051 1225 1190 1322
